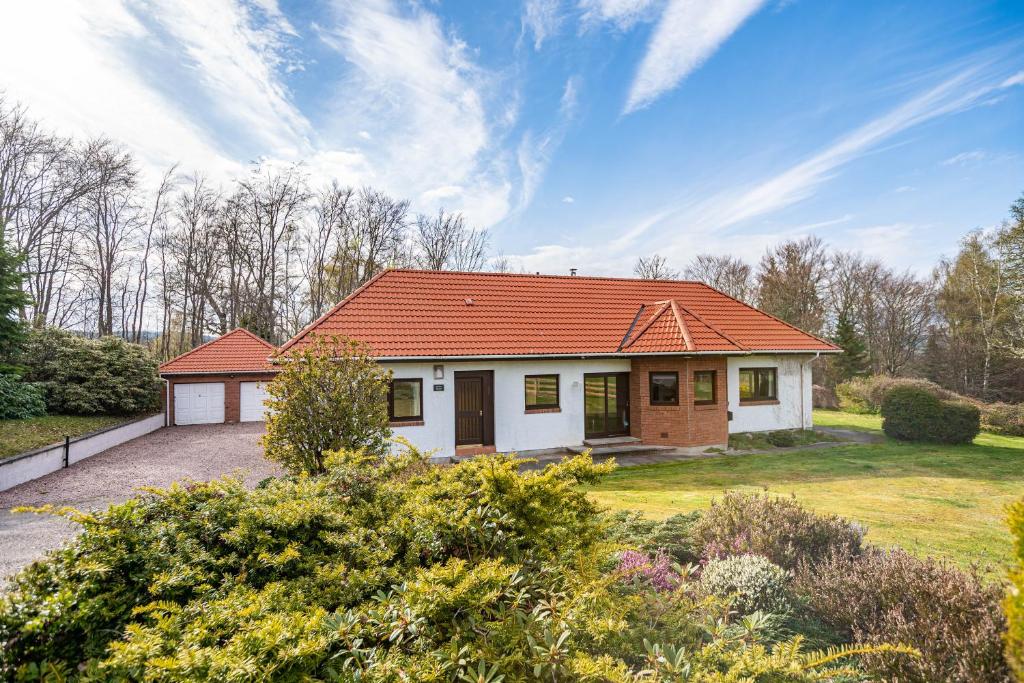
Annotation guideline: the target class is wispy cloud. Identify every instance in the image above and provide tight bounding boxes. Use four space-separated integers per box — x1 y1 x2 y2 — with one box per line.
578 0 660 30
516 76 580 212
522 0 562 49
624 0 766 114
941 149 986 166
562 195 575 203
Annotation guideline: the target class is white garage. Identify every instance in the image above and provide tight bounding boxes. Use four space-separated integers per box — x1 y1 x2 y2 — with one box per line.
173 383 225 425
240 381 271 422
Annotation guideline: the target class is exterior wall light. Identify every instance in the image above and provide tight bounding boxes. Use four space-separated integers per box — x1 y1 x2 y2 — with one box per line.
433 364 444 380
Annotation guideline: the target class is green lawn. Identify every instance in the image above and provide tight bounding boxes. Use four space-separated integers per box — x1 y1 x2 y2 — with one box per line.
588 410 1024 569
0 415 134 459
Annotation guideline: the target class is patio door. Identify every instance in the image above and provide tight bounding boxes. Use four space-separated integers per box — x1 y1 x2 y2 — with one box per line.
584 373 630 439
454 371 494 447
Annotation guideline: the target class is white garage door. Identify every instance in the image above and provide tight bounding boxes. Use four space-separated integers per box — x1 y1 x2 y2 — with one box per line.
239 382 271 422
174 383 225 425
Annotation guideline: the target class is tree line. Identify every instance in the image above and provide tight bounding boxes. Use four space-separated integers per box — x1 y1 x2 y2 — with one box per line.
0 99 491 357
635 197 1024 403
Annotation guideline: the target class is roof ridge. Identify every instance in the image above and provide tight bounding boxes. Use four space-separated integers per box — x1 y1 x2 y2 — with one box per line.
672 301 748 351
387 267 704 285
159 327 265 370
621 301 672 350
690 281 838 350
667 300 695 352
276 269 393 355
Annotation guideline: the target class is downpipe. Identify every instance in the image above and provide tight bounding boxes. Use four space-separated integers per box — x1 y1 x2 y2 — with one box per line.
799 352 822 430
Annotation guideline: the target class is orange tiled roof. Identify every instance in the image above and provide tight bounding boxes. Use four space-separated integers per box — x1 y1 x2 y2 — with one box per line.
278 269 839 358
159 328 277 375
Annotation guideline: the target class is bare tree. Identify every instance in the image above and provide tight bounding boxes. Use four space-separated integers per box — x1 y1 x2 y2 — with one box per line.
491 252 513 273
865 270 933 375
304 182 354 319
633 254 679 280
683 254 755 302
757 236 829 334
414 208 489 271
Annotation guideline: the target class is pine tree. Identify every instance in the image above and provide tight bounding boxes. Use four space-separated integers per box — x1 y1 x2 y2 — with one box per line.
0 239 32 374
832 312 869 382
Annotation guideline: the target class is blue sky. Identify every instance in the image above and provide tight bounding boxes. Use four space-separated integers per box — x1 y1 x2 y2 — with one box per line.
3 0 1022 274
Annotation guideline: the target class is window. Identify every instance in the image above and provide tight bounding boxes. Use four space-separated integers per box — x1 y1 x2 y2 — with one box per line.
693 370 716 405
649 371 679 405
739 368 777 402
388 378 423 421
525 374 559 410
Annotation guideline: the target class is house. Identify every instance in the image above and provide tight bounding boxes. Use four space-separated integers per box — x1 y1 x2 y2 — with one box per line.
159 328 278 425
275 269 841 457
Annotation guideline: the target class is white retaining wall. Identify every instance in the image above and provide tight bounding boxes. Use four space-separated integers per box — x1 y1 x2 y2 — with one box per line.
0 413 164 491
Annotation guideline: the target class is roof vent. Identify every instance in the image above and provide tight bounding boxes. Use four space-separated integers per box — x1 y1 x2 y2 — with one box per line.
465 298 475 305
570 268 577 276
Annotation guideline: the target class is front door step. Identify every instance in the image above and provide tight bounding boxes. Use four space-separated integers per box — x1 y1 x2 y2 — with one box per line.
569 443 678 457
582 435 641 447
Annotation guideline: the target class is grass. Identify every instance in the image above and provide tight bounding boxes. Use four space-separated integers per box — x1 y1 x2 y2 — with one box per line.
588 410 1024 569
728 428 838 450
0 415 134 459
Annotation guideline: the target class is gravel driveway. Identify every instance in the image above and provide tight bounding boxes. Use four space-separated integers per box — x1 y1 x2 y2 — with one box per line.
0 423 282 582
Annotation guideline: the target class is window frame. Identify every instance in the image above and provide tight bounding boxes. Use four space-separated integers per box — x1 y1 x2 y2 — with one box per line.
738 367 778 403
388 377 423 422
648 371 680 406
524 373 560 410
693 370 717 406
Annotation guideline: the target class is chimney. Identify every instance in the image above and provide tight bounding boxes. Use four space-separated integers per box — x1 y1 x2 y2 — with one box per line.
570 268 577 276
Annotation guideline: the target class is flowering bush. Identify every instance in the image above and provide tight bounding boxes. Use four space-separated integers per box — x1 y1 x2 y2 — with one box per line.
693 491 864 570
698 554 793 616
617 549 680 592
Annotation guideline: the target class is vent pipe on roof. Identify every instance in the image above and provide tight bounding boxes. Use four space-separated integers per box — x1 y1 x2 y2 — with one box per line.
570 268 577 276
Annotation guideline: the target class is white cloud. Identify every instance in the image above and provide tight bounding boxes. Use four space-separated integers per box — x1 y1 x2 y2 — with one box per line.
941 149 986 166
562 195 575 203
1001 70 1024 88
515 76 581 212
317 0 513 226
624 0 766 114
578 0 660 30
522 0 562 49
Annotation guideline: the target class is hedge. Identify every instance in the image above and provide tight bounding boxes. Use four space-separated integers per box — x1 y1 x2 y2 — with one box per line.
881 386 980 444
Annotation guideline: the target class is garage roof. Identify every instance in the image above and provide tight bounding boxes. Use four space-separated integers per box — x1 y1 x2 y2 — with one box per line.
159 328 277 375
279 269 840 358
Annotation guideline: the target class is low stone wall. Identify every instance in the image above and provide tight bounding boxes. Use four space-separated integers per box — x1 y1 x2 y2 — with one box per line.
0 414 164 492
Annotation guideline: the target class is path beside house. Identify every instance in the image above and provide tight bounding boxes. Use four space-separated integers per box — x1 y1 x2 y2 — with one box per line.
0 423 280 582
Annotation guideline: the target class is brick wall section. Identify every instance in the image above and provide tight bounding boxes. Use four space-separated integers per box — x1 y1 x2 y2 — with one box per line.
629 356 728 447
163 373 278 425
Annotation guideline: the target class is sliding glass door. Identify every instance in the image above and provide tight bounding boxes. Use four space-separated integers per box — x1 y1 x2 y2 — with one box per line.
584 372 630 439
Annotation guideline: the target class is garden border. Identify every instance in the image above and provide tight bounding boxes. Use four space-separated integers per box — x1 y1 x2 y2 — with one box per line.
0 413 164 491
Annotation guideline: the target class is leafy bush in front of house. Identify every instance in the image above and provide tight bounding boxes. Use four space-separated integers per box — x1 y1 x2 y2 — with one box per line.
0 449 913 681
699 554 793 616
692 491 865 570
793 547 1011 682
262 335 391 475
1006 497 1024 678
881 386 980 444
20 327 161 415
0 375 46 419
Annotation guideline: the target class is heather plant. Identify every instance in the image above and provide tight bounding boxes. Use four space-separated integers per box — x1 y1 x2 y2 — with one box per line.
698 554 793 617
0 449 913 681
262 335 391 475
1007 497 1024 678
692 491 864 570
793 547 1011 682
617 549 680 592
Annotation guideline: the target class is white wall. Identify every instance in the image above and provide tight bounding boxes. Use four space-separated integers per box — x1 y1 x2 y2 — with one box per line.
726 355 815 433
384 358 630 457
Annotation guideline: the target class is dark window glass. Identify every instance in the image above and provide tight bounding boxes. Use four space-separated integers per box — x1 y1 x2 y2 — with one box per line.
694 370 716 405
738 368 777 402
389 378 423 421
649 371 679 405
525 374 559 409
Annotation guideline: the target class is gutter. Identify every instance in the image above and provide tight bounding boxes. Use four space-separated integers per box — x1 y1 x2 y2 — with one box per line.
372 349 842 362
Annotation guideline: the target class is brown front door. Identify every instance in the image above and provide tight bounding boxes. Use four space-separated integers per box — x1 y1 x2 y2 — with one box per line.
584 372 630 439
455 371 494 446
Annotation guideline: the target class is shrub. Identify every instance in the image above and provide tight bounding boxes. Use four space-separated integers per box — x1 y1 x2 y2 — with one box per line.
0 375 46 419
607 510 702 564
983 402 1024 437
1007 498 1024 678
692 491 864 570
766 429 797 447
836 375 958 414
699 554 793 616
881 386 979 444
793 547 1010 682
262 335 391 475
21 328 160 415
0 450 906 681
